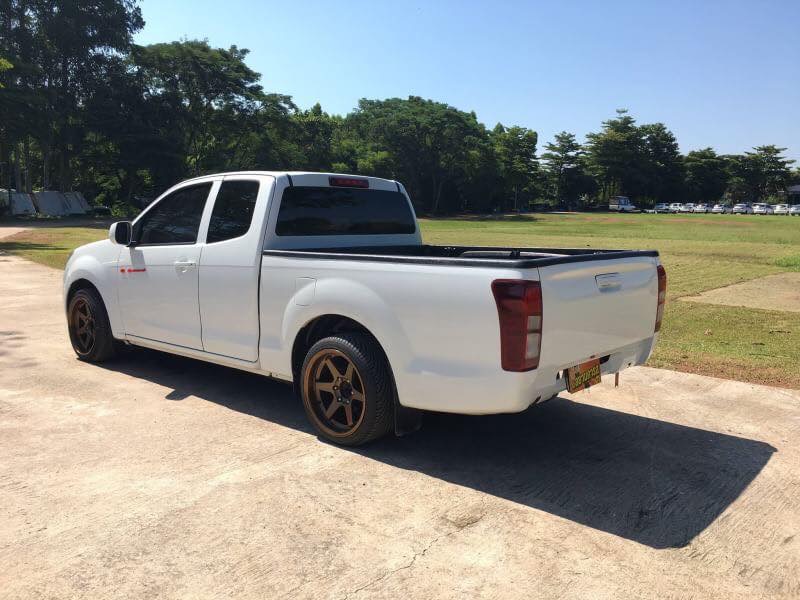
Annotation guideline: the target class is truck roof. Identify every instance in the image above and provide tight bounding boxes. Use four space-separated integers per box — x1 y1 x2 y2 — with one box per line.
179 171 400 188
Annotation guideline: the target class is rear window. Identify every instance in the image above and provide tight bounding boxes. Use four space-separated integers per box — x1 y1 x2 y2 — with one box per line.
276 186 416 236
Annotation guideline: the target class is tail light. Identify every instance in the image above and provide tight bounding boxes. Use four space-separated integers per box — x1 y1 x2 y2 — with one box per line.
491 280 543 371
329 176 369 188
654 265 667 332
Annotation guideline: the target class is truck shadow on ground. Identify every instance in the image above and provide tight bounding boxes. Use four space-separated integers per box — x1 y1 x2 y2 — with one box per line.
105 347 775 550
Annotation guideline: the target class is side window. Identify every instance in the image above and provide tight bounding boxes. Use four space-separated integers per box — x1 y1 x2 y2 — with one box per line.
134 183 212 245
206 180 260 243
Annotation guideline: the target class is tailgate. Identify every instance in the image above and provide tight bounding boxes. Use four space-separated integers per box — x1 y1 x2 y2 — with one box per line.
537 256 659 368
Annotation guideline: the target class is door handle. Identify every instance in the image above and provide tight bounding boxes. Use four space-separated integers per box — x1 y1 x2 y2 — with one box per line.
174 260 197 270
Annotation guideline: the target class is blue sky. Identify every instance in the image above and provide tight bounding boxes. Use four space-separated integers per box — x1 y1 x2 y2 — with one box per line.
135 0 800 161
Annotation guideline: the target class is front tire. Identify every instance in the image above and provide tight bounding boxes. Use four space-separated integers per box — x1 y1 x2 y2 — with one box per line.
300 333 394 446
67 288 117 362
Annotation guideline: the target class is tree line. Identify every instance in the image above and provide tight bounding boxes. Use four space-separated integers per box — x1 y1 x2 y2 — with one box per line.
1 1 797 216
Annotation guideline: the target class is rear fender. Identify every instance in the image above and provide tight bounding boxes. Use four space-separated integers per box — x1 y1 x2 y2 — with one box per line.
280 278 414 395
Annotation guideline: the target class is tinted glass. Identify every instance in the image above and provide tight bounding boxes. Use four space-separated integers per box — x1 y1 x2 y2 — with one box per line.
206 180 260 243
276 186 416 236
135 183 211 245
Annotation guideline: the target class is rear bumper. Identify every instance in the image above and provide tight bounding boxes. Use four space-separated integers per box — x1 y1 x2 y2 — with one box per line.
397 336 657 415
513 337 657 412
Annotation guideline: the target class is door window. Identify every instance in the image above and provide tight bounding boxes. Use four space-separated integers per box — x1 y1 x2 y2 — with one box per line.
206 180 260 243
134 183 212 245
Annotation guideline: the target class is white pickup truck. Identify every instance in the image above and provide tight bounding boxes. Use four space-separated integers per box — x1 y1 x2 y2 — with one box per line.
64 172 666 445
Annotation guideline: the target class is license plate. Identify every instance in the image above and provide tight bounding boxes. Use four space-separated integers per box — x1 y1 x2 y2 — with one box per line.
566 358 602 393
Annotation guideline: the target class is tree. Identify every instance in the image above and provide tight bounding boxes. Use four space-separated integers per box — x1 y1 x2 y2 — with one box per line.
81 39 296 203
347 96 490 214
746 146 794 200
541 131 595 208
0 0 143 191
725 147 794 202
492 124 538 210
0 56 11 86
585 109 647 203
684 148 729 203
3 8 796 217
639 122 685 204
291 103 338 172
0 54 19 190
132 40 264 177
585 110 684 206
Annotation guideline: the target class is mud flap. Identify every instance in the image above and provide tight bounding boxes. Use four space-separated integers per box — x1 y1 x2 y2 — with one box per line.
394 398 423 437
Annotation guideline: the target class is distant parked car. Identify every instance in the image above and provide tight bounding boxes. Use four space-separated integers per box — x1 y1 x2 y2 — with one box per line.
753 203 774 215
774 204 790 215
692 204 710 213
790 204 800 216
712 203 731 214
679 203 696 213
732 203 753 214
654 203 669 213
668 203 683 213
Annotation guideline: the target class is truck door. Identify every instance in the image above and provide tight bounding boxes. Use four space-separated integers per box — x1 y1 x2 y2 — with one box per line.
198 175 274 361
119 181 215 350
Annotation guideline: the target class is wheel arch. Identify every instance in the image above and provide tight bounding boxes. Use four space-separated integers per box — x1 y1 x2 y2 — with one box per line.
290 313 423 438
290 314 388 381
278 277 414 384
66 278 102 308
64 262 124 338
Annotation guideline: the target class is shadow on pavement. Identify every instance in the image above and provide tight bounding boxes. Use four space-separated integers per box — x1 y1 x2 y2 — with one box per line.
103 347 775 550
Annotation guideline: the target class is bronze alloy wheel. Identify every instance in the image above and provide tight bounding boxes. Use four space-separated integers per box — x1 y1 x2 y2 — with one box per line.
66 288 117 363
303 348 367 438
69 296 96 356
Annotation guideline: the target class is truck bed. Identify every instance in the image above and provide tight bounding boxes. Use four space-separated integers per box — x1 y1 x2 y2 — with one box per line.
262 244 659 268
259 242 661 414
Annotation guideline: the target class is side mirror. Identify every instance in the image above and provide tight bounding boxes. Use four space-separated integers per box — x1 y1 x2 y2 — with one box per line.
109 221 132 246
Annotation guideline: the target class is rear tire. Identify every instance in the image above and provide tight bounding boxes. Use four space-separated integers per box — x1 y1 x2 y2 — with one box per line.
300 332 394 446
67 288 117 362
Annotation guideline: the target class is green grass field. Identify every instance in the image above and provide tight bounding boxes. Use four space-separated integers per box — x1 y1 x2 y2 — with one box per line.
2 213 799 388
0 223 110 269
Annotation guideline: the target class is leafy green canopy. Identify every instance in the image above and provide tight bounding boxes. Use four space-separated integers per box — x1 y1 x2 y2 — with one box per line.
0 2 796 214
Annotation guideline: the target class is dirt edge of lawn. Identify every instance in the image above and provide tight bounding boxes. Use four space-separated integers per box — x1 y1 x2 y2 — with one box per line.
680 272 800 314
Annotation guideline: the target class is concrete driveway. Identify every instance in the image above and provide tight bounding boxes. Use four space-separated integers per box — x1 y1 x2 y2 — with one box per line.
0 225 29 240
1 250 799 599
